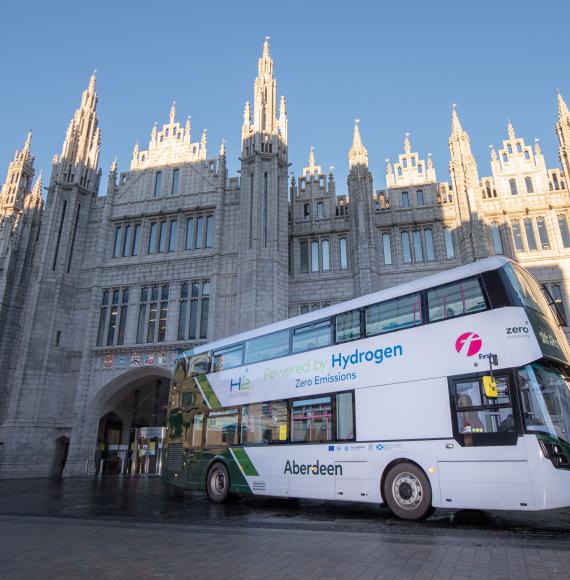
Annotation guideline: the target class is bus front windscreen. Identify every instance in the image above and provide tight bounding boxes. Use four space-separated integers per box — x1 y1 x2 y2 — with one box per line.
502 263 570 364
517 363 570 446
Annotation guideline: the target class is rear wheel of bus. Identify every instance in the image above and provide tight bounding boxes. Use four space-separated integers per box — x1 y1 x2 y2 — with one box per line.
206 462 232 503
383 462 434 521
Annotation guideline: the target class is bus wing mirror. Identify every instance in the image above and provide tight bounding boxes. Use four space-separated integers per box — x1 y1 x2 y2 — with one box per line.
483 376 498 398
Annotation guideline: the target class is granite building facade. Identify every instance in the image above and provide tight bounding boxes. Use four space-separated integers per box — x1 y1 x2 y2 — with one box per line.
1 38 570 478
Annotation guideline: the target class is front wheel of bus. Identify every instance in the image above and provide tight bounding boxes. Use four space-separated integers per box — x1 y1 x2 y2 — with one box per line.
206 462 231 503
383 462 434 521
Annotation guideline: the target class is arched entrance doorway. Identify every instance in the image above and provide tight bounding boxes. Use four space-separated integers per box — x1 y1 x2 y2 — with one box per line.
94 368 171 477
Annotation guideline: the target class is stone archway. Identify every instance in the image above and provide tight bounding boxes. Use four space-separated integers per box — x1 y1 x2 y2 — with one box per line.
65 366 171 477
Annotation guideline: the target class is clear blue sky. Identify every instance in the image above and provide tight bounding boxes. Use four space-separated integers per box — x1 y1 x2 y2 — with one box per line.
0 0 568 195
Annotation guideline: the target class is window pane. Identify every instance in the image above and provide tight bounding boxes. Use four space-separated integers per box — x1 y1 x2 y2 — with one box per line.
509 178 518 195
401 231 411 263
536 217 550 250
336 393 354 440
317 202 324 218
291 397 333 442
158 222 167 253
205 215 214 248
200 297 209 338
205 411 238 446
147 303 157 342
382 233 392 265
168 220 177 252
549 284 567 323
366 293 422 336
311 240 319 272
148 223 157 254
524 218 537 251
427 278 486 322
512 221 524 251
491 223 503 254
191 414 204 448
178 300 188 340
559 215 570 248
132 224 141 256
416 190 424 206
424 229 435 261
300 241 308 273
444 227 455 259
188 299 198 338
402 192 409 208
97 307 107 346
154 171 162 197
158 300 168 342
241 402 288 444
195 216 203 249
113 226 121 258
245 330 290 364
322 239 330 271
525 176 534 193
213 345 243 371
339 238 347 270
122 225 131 257
172 168 179 195
136 304 146 343
336 310 361 343
293 321 331 353
413 230 423 262
105 305 116 345
186 218 194 250
117 303 128 345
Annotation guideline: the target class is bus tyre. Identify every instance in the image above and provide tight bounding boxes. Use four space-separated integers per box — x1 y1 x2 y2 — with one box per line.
383 462 434 521
206 462 231 503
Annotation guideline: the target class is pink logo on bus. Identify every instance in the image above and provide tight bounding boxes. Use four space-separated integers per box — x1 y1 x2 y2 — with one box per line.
455 332 483 357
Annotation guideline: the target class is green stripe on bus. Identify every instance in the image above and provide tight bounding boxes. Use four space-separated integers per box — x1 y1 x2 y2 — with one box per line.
195 375 221 409
232 447 259 477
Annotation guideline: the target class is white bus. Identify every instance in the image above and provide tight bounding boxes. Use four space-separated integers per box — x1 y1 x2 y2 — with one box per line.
164 257 570 520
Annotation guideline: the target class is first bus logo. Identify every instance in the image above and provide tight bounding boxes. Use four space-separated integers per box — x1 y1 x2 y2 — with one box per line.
455 332 483 357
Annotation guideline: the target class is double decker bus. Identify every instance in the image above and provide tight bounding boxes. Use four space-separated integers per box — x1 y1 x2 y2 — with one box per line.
164 257 570 520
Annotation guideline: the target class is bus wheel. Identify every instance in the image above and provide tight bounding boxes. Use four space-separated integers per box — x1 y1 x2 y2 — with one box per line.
206 462 231 503
383 462 434 521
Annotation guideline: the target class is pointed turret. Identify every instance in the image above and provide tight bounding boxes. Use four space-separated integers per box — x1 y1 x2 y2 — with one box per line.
170 101 176 124
507 120 516 140
556 90 570 181
448 105 485 261
88 70 96 94
0 130 36 212
107 158 118 196
219 139 226 157
51 72 100 193
309 146 315 168
348 120 368 170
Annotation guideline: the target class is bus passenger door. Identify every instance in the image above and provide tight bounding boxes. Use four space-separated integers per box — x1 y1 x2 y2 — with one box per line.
439 373 531 510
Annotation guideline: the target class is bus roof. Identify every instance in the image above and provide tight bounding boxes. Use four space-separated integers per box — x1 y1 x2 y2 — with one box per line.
189 256 512 356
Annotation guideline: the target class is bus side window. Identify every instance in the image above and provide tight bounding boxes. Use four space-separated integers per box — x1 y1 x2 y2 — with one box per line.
336 310 361 343
336 392 354 440
453 377 514 437
365 293 422 337
291 397 333 442
241 401 288 444
292 321 331 353
190 414 204 448
428 278 486 322
205 411 238 447
212 345 243 372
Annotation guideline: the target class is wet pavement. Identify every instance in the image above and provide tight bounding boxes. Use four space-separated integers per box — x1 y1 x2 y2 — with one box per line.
2 477 570 578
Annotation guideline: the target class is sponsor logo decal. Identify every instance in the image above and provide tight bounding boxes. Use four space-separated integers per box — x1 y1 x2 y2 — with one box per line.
506 326 530 337
284 459 342 476
455 332 483 357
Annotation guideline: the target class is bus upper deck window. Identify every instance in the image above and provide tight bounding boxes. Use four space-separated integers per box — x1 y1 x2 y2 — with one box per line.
292 320 331 353
212 345 243 372
365 293 422 337
245 329 290 364
427 278 486 322
336 310 361 343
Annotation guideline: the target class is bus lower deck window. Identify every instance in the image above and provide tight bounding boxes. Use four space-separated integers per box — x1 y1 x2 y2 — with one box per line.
241 401 288 444
291 397 333 442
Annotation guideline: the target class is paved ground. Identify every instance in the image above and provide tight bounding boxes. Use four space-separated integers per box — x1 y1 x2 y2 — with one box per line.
1 478 570 579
